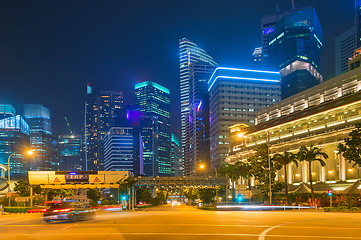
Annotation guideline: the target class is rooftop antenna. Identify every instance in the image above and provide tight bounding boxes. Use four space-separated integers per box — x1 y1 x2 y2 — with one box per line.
64 117 73 135
292 0 295 13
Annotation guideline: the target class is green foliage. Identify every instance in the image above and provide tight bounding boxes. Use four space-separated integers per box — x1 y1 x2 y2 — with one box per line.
3 207 35 213
272 151 298 202
338 123 361 167
297 145 328 205
118 177 136 195
101 193 117 205
219 162 251 182
86 189 102 205
137 189 152 204
182 188 198 203
324 206 361 212
47 189 74 200
150 190 168 206
198 188 215 204
247 144 284 200
13 180 30 197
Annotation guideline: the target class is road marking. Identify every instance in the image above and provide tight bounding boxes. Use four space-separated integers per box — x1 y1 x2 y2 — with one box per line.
258 222 290 240
61 223 77 230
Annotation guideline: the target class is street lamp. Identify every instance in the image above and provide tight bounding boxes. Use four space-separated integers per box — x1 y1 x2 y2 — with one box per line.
8 150 33 207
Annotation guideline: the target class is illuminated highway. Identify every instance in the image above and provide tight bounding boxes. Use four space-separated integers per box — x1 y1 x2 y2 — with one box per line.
0 204 361 240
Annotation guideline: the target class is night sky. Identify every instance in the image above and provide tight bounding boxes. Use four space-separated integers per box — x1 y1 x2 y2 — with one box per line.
0 0 355 139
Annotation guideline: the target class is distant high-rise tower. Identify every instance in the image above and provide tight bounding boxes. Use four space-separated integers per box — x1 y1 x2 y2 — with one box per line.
335 2 361 76
170 134 181 177
266 6 323 99
17 104 57 171
0 114 30 175
179 38 217 175
185 63 216 176
135 81 171 176
85 85 124 171
58 135 83 171
0 104 16 120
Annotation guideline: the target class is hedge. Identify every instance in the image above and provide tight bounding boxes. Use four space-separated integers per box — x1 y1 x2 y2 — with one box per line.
3 207 35 213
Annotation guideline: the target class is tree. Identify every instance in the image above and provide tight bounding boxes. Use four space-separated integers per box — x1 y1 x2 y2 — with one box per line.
297 145 328 205
47 189 74 200
14 180 30 197
337 123 361 167
137 189 152 204
86 189 102 206
247 144 285 201
220 162 252 198
182 188 198 204
272 151 298 203
198 188 215 204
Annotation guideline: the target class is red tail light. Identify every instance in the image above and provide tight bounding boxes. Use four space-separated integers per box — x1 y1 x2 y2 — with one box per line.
53 208 72 213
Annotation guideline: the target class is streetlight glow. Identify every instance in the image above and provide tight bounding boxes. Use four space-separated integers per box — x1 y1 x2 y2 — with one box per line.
200 164 205 169
27 150 34 155
238 132 244 138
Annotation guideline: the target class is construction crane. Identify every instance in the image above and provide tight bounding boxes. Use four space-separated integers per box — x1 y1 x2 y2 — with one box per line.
64 117 73 135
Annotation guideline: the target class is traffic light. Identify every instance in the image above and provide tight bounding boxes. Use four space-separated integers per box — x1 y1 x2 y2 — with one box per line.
237 195 243 201
328 189 333 196
122 196 127 200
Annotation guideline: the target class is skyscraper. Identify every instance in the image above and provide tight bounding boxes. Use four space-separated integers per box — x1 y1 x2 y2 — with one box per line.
208 67 281 169
179 38 217 175
335 1 361 76
17 104 58 171
252 47 263 70
0 104 16 120
85 85 124 171
266 6 323 99
139 116 158 176
58 135 84 171
0 115 30 175
103 126 142 174
170 134 181 177
185 63 216 176
135 81 171 176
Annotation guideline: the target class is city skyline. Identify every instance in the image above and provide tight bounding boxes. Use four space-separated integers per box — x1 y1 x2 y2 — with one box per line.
0 0 355 139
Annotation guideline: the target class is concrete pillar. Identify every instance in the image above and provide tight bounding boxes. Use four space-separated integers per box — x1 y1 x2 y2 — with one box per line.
287 164 293 184
320 166 326 182
302 161 308 183
250 176 255 187
339 154 346 181
275 171 279 181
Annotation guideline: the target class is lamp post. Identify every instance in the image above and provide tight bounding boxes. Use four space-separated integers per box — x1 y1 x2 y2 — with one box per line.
7 153 15 207
7 150 33 207
199 164 219 205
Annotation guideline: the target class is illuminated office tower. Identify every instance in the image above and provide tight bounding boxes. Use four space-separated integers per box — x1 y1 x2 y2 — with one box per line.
135 81 170 176
17 104 58 171
185 63 216 176
58 135 84 171
208 67 281 169
139 116 158 176
266 6 323 99
0 104 16 120
85 85 124 171
103 127 142 174
171 134 181 177
179 38 217 175
0 115 30 175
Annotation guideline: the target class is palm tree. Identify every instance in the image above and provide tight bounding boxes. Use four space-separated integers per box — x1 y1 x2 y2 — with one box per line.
297 145 328 205
220 162 252 199
272 151 298 203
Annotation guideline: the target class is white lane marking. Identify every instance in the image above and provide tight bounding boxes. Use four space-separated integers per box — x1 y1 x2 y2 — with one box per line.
61 223 77 230
258 222 292 240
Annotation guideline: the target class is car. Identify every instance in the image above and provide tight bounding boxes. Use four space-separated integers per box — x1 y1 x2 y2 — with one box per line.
43 201 95 223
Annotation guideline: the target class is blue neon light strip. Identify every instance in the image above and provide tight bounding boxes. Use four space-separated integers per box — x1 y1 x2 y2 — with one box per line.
208 76 280 92
314 34 323 46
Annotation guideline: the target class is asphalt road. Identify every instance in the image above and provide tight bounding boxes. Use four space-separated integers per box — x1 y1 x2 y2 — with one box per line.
1 204 361 240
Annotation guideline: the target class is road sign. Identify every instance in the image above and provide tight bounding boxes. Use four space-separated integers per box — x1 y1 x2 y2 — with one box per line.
65 174 89 184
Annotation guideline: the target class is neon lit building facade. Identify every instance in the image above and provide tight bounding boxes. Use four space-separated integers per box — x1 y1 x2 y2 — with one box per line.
208 67 281 169
17 104 58 171
266 6 323 99
171 134 181 177
179 38 217 175
135 81 171 176
227 67 361 186
58 134 84 171
0 115 30 175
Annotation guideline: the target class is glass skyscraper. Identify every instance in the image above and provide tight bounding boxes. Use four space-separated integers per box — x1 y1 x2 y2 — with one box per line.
0 114 31 175
170 134 181 177
85 85 124 171
103 126 142 174
17 104 58 171
185 63 216 176
135 81 171 176
266 6 323 99
208 67 281 169
58 134 84 171
179 38 217 175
